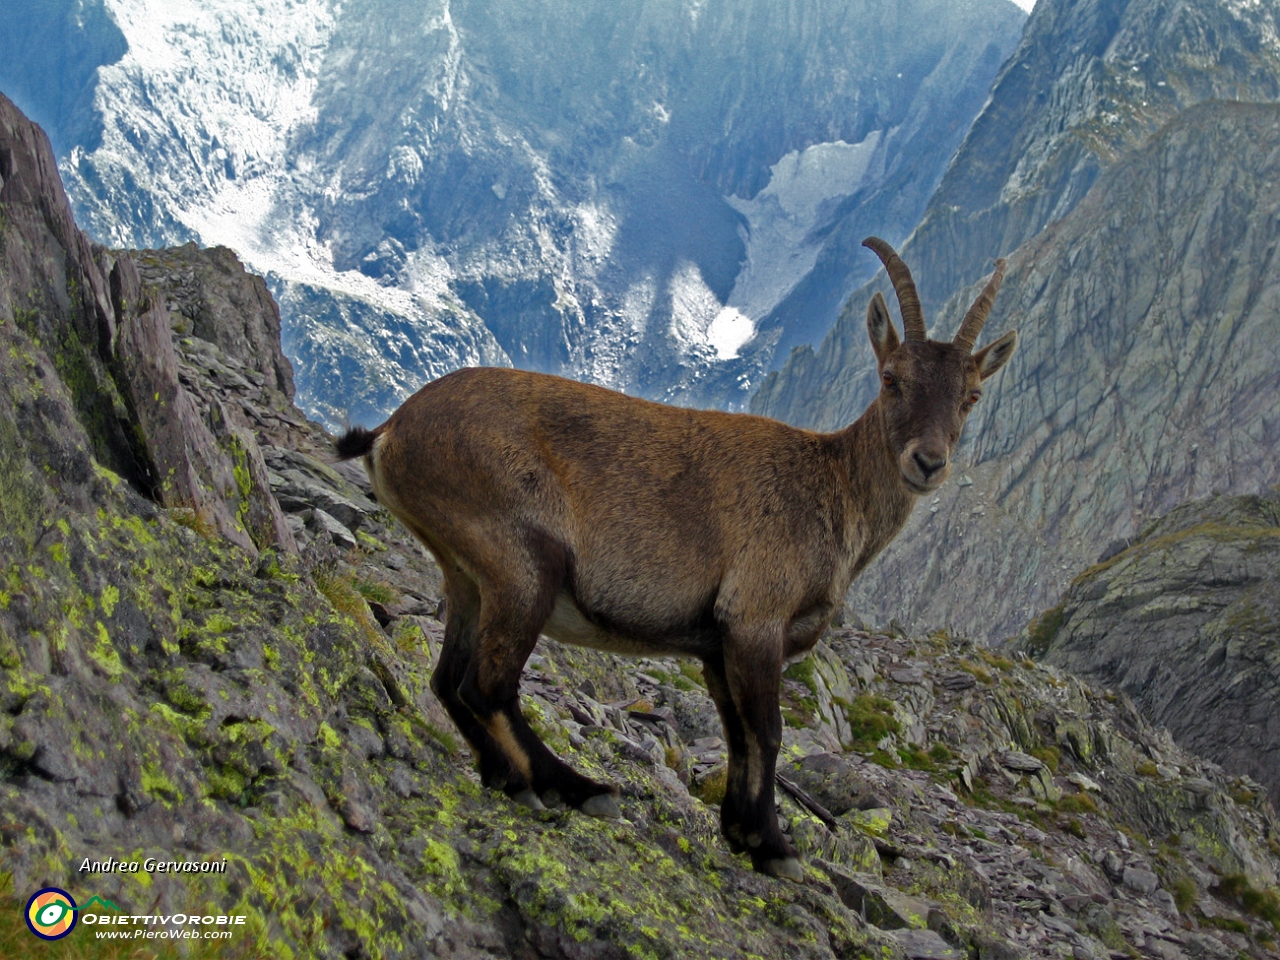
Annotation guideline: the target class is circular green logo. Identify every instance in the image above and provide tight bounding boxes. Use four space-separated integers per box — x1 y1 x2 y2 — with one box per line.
26 887 79 940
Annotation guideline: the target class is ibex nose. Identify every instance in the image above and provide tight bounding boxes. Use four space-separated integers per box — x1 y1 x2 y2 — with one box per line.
913 451 947 479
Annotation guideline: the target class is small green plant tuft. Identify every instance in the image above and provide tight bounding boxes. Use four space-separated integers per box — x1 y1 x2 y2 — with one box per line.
423 720 460 756
1057 792 1097 815
1169 874 1197 914
678 660 706 689
956 661 994 684
844 694 901 752
1228 781 1258 806
1025 603 1066 656
898 746 934 770
315 566 386 647
1199 914 1249 934
692 765 728 806
355 575 398 605
1030 744 1061 774
168 501 217 540
783 656 817 692
978 649 1015 672
869 748 900 770
1216 875 1280 931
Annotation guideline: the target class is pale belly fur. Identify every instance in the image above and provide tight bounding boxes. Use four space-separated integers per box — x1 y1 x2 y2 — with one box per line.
541 593 695 657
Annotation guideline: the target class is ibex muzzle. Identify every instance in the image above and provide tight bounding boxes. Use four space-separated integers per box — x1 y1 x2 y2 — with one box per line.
335 238 1017 882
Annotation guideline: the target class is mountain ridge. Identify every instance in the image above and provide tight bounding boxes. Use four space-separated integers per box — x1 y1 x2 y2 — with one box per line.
841 100 1280 641
0 0 1025 426
1027 488 1280 811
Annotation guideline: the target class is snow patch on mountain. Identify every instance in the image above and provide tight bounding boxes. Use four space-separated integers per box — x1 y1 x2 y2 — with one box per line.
726 134 885 327
706 307 755 361
36 0 1024 424
84 0 470 327
60 0 502 426
669 261 730 359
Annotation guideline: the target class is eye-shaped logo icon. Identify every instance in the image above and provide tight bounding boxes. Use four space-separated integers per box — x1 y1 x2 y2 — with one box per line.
25 887 79 940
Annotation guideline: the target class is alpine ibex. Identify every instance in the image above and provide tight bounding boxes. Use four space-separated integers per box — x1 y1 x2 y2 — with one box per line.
335 238 1017 882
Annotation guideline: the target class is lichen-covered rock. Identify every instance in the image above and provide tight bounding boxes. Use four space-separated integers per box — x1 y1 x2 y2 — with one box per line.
131 242 296 401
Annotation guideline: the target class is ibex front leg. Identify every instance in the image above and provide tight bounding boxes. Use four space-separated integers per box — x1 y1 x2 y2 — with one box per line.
704 631 802 881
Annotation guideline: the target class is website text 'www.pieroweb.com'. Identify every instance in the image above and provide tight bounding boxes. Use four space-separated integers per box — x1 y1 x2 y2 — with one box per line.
87 912 243 941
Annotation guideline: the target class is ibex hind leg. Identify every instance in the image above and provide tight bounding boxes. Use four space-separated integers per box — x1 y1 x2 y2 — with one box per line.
457 550 619 816
430 571 521 793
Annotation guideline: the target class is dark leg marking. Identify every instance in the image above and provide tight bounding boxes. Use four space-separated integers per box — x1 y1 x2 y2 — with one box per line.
430 571 518 791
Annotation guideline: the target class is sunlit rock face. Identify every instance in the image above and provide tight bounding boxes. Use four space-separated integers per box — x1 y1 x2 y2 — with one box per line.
0 0 1023 425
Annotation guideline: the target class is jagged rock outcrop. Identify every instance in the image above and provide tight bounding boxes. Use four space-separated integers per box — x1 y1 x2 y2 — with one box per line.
1027 490 1280 813
755 99 1280 643
2 0 1024 424
3 95 1279 959
883 0 1280 326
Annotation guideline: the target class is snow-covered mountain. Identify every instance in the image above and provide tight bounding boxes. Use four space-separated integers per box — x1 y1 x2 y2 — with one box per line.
2 0 1025 426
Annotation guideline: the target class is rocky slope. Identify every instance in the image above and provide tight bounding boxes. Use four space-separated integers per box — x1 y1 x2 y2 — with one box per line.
1025 490 1280 815
752 97 1280 643
4 95 1280 959
0 0 1024 425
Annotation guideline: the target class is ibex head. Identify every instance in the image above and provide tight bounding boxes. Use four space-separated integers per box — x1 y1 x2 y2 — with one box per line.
862 237 1018 494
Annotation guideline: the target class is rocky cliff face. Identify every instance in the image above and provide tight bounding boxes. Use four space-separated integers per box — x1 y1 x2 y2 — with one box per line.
751 0 1280 644
1028 490 1280 814
756 0 1280 429
754 93 1280 643
0 0 1024 425
4 95 1280 959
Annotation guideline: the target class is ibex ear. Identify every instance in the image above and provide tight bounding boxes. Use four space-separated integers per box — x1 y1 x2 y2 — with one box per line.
867 292 899 366
973 330 1018 380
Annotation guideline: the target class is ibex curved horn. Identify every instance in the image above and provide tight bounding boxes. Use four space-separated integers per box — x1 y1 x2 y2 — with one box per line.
862 237 926 342
953 258 1007 352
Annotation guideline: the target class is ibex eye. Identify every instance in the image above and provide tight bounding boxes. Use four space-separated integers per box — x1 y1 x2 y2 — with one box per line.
967 392 981 405
882 372 896 388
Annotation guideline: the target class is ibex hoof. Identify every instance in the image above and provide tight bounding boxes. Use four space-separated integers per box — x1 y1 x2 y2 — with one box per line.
512 789 546 811
761 856 804 883
580 793 622 819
